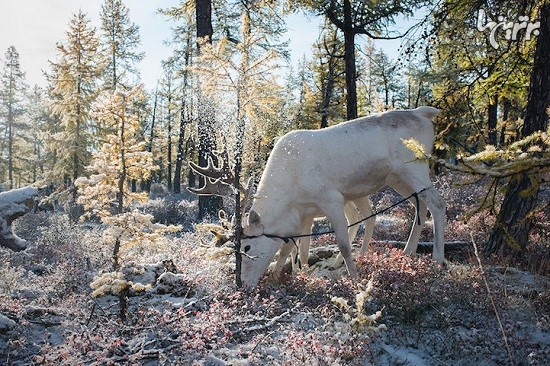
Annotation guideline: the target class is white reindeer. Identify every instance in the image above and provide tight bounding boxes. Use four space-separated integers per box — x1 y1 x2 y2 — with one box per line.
240 106 445 290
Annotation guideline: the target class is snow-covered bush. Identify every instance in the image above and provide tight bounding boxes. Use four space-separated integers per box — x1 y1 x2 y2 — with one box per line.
139 197 198 229
331 278 385 333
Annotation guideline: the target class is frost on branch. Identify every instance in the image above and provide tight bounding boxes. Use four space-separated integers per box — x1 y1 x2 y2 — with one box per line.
90 261 193 298
331 278 386 334
0 187 38 251
90 271 150 298
101 209 182 254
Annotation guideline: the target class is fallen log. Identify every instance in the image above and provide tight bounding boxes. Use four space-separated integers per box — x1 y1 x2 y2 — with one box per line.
0 186 38 251
306 241 473 266
383 241 472 254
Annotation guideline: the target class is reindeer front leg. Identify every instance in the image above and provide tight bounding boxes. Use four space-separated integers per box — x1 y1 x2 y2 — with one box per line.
271 240 295 281
321 198 357 279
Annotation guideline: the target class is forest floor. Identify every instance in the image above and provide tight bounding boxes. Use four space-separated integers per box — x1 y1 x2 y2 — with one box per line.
1 173 549 365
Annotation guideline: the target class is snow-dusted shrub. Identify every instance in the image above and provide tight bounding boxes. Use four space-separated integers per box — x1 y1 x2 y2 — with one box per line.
3 212 105 304
148 183 169 199
139 197 198 229
331 278 385 333
0 263 26 296
356 246 444 323
90 271 150 298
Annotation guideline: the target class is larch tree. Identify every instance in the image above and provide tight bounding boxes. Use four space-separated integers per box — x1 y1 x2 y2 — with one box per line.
430 0 534 149
47 11 103 188
486 1 550 256
194 0 286 177
142 83 160 192
421 0 545 256
168 11 195 195
195 0 223 219
158 63 179 191
0 46 26 189
77 87 180 320
23 86 49 184
291 0 426 120
403 61 433 109
312 23 347 129
193 0 286 286
99 0 144 90
370 49 404 110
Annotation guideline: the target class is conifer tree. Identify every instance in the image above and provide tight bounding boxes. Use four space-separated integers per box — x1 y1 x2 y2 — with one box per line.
0 46 26 189
99 0 144 90
77 87 179 320
169 12 194 195
370 49 404 110
77 87 155 218
291 0 426 120
194 0 284 175
313 25 346 129
158 63 178 191
486 1 550 256
195 0 223 219
47 11 103 187
430 0 533 148
24 86 49 183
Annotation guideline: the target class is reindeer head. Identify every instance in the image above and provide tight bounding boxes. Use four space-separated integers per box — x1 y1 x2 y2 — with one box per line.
240 210 282 290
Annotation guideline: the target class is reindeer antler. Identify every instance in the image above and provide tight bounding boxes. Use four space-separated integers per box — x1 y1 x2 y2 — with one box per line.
188 149 256 249
189 149 255 216
188 149 237 197
189 150 232 181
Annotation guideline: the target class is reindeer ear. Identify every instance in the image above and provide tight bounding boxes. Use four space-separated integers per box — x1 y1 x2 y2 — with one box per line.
243 210 263 237
249 210 261 226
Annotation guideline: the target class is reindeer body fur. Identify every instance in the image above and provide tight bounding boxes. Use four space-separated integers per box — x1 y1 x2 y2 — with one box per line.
241 106 446 290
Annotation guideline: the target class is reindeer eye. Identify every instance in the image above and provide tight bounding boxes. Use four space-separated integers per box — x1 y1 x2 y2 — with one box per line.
244 245 251 253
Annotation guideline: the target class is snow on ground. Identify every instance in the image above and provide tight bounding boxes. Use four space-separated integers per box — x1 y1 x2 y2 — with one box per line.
0 204 549 365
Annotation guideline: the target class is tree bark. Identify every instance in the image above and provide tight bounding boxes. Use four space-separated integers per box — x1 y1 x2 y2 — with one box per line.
173 32 192 194
117 100 126 215
320 31 339 129
342 0 358 120
488 95 498 145
196 0 222 219
167 93 173 191
196 0 213 48
486 2 550 256
145 86 158 192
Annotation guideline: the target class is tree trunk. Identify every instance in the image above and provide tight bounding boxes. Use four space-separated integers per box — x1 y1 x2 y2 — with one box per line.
173 101 186 194
196 0 222 219
167 93 173 191
486 2 550 256
488 95 498 145
117 104 126 215
7 97 13 190
174 33 192 194
145 86 158 192
320 32 338 129
196 0 213 47
186 137 196 188
500 98 511 146
342 0 358 120
197 101 222 219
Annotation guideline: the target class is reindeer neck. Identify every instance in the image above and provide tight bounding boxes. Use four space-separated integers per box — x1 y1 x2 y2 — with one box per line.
251 185 300 236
